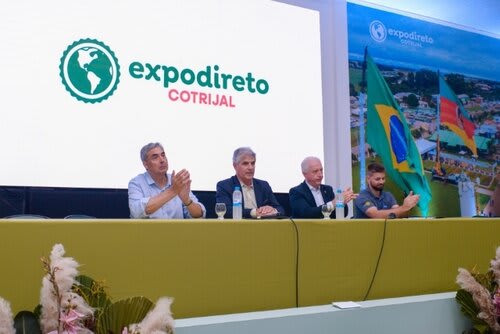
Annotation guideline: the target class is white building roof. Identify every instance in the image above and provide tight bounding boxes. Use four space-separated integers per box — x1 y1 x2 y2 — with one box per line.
415 138 437 155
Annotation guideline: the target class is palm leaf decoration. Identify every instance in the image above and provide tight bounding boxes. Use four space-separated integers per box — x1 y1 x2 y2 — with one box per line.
456 289 491 333
456 262 499 334
97 296 154 334
13 311 41 334
74 275 112 310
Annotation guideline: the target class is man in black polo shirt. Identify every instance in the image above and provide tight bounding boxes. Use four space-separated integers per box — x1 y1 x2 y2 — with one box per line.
354 162 420 219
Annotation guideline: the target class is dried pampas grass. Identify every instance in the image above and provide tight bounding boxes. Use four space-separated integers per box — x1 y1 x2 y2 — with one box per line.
128 297 175 334
491 246 500 286
39 244 94 333
457 268 499 331
0 297 15 334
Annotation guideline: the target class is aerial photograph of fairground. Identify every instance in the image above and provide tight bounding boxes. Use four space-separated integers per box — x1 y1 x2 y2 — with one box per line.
347 3 499 217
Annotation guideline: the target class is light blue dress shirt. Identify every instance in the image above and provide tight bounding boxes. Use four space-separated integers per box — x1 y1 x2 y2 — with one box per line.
128 172 206 219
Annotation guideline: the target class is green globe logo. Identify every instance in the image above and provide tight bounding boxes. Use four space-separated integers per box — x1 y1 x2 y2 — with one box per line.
60 39 120 103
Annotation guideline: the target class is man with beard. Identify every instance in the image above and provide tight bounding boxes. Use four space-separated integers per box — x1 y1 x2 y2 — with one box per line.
354 162 420 219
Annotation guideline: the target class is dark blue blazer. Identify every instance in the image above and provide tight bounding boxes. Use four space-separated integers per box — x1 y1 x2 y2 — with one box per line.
216 175 284 218
289 181 348 219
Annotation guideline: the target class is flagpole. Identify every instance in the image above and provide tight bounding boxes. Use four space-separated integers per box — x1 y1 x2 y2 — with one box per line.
437 70 441 140
435 70 443 177
359 47 368 190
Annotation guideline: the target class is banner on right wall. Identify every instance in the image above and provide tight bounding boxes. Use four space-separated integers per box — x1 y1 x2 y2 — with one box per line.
347 1 500 217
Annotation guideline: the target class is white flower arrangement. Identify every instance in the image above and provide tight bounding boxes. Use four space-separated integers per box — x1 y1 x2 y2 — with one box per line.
0 244 175 334
456 246 500 334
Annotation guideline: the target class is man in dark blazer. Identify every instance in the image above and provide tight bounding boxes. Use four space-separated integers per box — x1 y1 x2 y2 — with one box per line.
216 147 284 218
289 156 356 219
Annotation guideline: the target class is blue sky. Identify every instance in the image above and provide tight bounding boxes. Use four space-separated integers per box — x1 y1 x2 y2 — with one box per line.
347 3 500 82
360 0 500 36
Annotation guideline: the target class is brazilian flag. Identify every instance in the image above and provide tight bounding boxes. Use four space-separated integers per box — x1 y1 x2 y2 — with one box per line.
366 53 432 216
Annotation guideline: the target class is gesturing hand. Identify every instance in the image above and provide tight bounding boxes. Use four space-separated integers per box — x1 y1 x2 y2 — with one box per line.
171 169 191 192
342 187 358 204
403 191 420 209
178 179 192 203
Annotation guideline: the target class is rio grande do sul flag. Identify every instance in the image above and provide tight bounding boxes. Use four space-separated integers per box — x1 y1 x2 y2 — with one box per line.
365 53 432 216
439 75 477 156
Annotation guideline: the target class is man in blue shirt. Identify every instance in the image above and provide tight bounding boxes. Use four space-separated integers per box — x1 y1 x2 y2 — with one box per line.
354 162 419 219
128 142 206 219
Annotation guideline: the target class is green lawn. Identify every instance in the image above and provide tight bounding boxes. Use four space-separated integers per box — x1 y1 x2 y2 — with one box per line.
351 128 360 147
350 68 363 91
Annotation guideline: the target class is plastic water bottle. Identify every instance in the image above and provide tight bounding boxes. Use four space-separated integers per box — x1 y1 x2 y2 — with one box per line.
232 186 242 220
335 188 344 220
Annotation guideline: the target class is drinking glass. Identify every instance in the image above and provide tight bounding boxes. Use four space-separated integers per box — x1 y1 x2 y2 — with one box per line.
215 203 227 220
321 204 332 219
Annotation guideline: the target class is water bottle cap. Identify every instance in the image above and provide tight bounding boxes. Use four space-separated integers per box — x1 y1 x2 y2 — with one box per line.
336 188 342 193
234 186 240 190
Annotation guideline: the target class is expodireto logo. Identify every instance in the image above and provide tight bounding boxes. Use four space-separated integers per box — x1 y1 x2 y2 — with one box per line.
369 20 435 47
369 20 387 42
